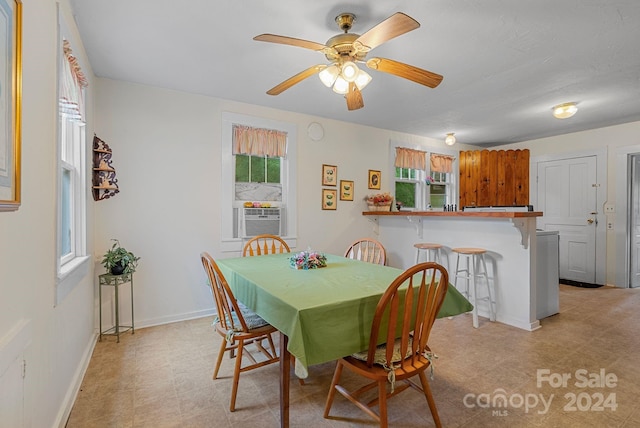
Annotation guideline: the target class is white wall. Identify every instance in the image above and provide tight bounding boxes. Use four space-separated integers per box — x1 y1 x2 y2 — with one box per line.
2 1 639 425
500 120 640 284
93 78 463 328
0 1 97 427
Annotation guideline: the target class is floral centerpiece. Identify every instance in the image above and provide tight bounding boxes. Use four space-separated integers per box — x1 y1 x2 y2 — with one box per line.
289 250 327 270
365 192 394 211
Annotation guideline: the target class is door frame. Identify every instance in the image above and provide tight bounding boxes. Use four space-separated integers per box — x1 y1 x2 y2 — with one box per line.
530 148 607 286
615 145 640 288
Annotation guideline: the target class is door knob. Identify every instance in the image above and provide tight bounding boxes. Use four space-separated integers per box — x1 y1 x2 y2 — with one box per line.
587 218 594 224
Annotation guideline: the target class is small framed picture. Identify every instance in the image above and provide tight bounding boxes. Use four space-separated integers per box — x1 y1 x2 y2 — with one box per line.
322 189 337 210
368 170 381 189
322 164 337 186
340 180 354 201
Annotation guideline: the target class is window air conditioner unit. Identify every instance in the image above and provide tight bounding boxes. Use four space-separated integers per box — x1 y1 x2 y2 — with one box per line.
242 207 281 237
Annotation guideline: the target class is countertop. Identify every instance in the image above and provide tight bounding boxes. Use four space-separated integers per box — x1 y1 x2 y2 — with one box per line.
362 210 543 218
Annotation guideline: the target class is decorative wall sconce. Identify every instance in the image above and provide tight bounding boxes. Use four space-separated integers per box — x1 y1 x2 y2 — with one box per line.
92 135 120 201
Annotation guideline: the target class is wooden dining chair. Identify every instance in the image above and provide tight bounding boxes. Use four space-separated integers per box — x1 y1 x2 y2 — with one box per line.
344 237 387 265
200 252 279 412
242 234 290 256
240 235 306 384
324 262 449 428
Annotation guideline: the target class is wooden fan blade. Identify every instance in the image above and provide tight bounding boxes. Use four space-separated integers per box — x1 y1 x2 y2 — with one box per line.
266 65 326 95
254 34 334 54
354 12 420 52
366 57 443 88
345 82 364 111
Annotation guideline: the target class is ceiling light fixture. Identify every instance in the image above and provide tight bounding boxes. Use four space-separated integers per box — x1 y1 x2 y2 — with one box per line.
445 133 456 146
318 65 339 88
319 61 372 96
332 76 350 95
341 61 359 82
552 102 578 119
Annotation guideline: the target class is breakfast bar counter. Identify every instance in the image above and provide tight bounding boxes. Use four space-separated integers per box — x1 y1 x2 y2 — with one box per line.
363 210 543 218
362 209 547 331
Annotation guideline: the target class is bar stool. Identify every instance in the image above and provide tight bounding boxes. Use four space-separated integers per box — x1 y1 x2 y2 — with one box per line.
452 247 496 328
414 243 443 264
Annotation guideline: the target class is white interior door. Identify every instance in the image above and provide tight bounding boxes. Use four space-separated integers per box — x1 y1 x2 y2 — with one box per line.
537 156 598 284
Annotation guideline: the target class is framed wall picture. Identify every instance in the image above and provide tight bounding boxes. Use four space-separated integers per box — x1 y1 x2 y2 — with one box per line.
368 170 381 190
0 0 22 212
339 180 354 201
322 164 337 186
322 188 337 210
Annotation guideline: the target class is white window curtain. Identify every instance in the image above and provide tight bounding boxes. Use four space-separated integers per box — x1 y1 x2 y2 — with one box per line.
394 147 427 170
430 153 455 173
59 39 88 122
233 125 287 158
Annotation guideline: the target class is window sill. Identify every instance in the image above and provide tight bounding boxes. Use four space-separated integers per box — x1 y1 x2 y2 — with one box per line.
56 255 91 305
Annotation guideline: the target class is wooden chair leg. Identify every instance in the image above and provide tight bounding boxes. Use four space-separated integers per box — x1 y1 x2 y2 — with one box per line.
378 379 388 428
266 332 277 357
418 371 442 428
323 361 343 417
213 338 228 379
230 340 244 412
288 354 306 385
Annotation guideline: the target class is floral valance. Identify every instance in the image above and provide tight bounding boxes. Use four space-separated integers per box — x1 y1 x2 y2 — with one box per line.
59 39 88 122
233 125 288 158
430 153 455 173
394 147 427 170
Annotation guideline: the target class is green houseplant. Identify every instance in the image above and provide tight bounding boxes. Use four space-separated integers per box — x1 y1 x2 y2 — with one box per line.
101 239 140 275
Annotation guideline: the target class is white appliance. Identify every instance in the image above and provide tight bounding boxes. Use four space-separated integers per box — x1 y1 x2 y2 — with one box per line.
242 207 281 237
536 230 560 319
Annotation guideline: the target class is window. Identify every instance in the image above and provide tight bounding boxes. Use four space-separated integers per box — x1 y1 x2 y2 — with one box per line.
428 171 451 209
392 144 457 210
395 167 421 209
220 113 298 252
59 117 85 264
429 153 456 209
235 155 281 183
56 35 89 304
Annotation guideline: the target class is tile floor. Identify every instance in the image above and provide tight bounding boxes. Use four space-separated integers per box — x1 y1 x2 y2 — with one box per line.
67 284 640 427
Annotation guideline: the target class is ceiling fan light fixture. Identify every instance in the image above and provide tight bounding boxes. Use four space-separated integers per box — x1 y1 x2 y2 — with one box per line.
552 102 578 119
319 65 339 88
332 76 350 94
445 133 456 146
354 69 372 90
341 61 359 82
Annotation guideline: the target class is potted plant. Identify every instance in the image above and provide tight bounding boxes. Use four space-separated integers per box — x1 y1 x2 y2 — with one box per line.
101 239 140 275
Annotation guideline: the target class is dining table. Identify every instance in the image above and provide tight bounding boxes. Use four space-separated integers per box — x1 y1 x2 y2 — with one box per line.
216 252 473 428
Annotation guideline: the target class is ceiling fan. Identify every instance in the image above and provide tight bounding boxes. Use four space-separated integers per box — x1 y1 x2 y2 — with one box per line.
254 12 443 111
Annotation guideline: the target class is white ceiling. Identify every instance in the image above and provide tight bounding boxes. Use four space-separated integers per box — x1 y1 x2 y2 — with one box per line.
68 0 640 147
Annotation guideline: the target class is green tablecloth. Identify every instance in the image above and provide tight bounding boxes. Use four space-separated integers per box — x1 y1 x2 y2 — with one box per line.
217 253 472 372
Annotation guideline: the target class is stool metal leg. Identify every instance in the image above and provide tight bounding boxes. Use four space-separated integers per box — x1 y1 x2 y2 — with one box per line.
99 281 103 342
479 254 496 321
470 255 480 328
130 276 135 334
453 254 471 298
114 282 120 343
